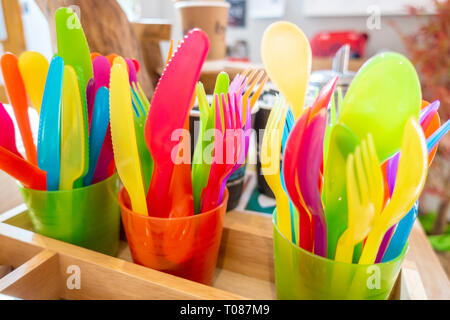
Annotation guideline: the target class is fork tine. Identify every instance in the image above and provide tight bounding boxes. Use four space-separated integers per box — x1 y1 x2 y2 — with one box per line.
250 75 269 110
355 146 369 205
241 66 252 79
222 93 231 131
166 39 174 65
215 94 222 132
367 134 384 214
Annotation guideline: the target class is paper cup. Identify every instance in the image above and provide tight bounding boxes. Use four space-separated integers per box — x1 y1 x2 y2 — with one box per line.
175 1 230 61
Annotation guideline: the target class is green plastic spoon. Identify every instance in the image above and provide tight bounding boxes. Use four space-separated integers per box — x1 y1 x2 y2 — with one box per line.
339 52 421 162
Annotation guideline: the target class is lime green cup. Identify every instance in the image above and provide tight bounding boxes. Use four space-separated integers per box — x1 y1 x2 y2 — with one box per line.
18 174 120 256
273 213 407 300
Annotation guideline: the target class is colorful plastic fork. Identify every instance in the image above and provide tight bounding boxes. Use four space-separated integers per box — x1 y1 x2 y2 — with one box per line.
262 97 290 240
59 65 88 190
201 94 241 212
359 118 428 265
335 135 384 263
0 103 22 158
145 29 209 218
1 53 37 165
38 56 64 191
18 51 49 114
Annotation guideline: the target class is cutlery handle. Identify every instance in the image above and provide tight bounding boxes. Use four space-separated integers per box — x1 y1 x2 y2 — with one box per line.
335 231 354 264
14 111 37 165
147 164 174 217
358 224 386 265
275 191 292 243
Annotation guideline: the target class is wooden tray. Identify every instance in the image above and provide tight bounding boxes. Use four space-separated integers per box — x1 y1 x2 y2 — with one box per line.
0 205 428 300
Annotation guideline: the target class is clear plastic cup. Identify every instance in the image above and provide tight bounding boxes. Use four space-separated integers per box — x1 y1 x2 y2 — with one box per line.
18 174 120 256
273 211 407 300
119 187 228 285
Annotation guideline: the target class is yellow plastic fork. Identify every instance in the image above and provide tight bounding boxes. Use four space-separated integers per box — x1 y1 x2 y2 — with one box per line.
242 69 268 124
334 134 384 263
261 98 290 241
359 118 428 264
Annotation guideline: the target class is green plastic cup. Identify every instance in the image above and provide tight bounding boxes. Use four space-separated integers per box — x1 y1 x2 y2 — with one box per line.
18 174 120 256
273 211 407 300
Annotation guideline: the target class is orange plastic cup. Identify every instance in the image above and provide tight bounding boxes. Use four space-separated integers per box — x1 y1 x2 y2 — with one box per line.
119 187 228 285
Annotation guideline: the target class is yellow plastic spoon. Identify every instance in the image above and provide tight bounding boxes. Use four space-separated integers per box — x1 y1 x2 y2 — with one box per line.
18 52 49 114
359 118 428 265
261 21 312 120
110 57 148 216
59 66 87 190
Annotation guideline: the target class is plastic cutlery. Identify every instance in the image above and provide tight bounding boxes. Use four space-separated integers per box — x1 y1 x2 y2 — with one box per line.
145 29 209 218
359 118 428 265
297 107 328 257
130 84 153 191
59 66 88 190
38 56 64 191
261 21 312 120
90 56 111 124
219 97 251 202
262 98 290 240
381 119 449 262
283 107 313 251
0 102 22 157
1 53 37 165
201 94 241 212
334 135 384 263
0 146 46 190
126 59 138 85
339 52 421 162
296 78 337 257
18 51 49 114
84 87 110 187
378 101 440 262
110 57 148 216
56 8 92 180
323 124 360 259
55 7 93 95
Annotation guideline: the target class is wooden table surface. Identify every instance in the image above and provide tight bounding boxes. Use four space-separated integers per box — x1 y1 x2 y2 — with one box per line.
0 173 448 299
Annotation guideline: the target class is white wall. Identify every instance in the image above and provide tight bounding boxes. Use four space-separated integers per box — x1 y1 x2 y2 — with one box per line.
140 0 428 63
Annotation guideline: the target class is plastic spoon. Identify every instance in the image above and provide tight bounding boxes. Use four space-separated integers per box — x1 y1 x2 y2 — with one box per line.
1 53 37 165
261 21 312 120
0 146 46 190
110 57 148 216
359 118 428 265
18 51 49 114
0 102 22 158
84 87 110 187
38 56 64 191
340 52 422 162
145 29 209 218
59 65 87 190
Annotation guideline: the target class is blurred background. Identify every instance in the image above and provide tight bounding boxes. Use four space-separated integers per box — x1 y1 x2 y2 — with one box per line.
0 0 448 273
